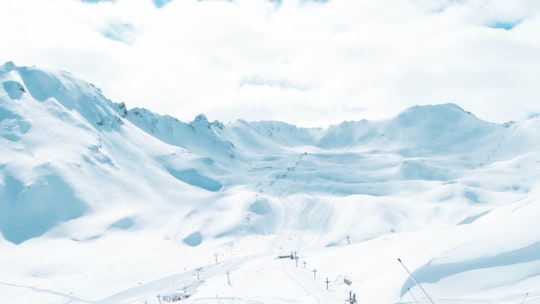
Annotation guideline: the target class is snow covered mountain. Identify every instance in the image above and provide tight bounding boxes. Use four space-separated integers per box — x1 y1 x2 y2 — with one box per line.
1 61 540 303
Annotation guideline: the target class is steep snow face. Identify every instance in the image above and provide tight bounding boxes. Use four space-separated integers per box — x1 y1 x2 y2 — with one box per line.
0 62 224 245
126 109 236 161
1 61 126 130
0 63 107 244
2 62 540 303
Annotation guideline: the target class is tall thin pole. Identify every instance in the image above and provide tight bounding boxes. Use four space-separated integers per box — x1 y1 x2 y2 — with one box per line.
520 292 529 304
195 267 202 281
347 291 357 304
397 258 435 304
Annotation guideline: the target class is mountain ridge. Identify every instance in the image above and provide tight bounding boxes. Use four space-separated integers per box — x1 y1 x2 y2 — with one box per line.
1 61 536 244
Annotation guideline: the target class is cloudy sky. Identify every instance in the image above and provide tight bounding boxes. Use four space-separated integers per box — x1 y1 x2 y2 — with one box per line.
1 0 540 126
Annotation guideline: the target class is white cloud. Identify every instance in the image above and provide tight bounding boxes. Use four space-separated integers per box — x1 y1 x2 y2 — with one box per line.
1 0 540 127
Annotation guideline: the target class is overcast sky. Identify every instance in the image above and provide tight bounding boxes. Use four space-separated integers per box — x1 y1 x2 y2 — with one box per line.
1 0 540 126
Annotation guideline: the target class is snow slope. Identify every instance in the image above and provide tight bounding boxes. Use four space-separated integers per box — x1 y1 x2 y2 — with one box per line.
1 61 540 303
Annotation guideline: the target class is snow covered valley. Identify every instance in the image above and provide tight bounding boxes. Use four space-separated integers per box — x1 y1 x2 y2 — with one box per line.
1 61 540 303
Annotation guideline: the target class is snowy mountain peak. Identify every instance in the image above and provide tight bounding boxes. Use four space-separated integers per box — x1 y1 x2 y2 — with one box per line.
2 61 16 72
1 61 126 131
393 103 481 129
192 113 209 124
379 103 500 155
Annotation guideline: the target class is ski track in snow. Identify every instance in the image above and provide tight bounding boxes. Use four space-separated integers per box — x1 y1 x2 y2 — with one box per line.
0 281 92 303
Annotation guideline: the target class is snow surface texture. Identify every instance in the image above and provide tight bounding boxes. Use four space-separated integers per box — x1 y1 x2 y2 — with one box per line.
1 61 540 303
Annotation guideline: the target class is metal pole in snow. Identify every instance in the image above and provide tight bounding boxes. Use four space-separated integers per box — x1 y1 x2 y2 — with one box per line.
347 291 357 304
195 267 202 281
520 292 529 304
397 258 435 304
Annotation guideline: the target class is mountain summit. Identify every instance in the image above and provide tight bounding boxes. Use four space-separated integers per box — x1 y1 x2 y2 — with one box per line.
1 62 540 303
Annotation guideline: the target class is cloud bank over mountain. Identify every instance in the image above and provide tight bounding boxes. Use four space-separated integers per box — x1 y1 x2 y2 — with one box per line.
1 0 540 127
